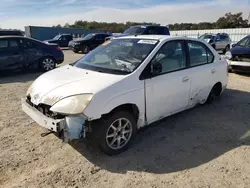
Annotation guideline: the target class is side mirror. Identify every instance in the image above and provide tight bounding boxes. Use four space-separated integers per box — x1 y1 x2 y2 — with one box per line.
231 43 236 48
216 38 220 42
152 63 162 75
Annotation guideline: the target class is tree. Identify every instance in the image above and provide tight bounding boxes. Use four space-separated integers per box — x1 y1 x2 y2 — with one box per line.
215 12 249 28
52 12 249 32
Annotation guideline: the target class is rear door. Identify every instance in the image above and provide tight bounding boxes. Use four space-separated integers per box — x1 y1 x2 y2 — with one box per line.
0 38 25 71
185 40 218 107
20 38 43 68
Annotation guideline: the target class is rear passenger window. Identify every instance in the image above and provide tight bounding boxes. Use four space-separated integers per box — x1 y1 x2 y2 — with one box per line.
188 41 214 67
9 39 19 48
0 39 8 50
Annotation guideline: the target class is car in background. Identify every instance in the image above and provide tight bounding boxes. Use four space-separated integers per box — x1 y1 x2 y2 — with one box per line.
225 35 250 73
198 33 231 53
22 35 228 155
0 36 64 72
68 33 112 53
44 34 73 47
105 25 170 41
0 30 24 36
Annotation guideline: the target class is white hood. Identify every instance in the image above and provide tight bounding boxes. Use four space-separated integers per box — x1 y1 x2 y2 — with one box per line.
28 65 125 105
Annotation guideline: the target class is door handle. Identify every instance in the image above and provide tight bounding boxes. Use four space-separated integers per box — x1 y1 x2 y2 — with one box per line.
182 76 189 82
211 69 216 74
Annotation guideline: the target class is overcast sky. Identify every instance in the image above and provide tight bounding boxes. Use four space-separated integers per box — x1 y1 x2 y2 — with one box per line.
0 0 249 30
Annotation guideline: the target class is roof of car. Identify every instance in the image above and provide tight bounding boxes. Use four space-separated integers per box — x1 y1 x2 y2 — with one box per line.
0 35 26 38
117 35 189 41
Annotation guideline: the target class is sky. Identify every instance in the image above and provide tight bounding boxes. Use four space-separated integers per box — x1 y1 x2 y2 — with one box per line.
0 0 249 30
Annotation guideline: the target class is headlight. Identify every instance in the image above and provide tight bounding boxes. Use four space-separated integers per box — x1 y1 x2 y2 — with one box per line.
26 84 33 95
50 94 93 115
225 51 232 60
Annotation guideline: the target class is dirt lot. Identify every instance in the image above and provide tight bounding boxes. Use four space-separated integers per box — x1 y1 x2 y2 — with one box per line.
0 50 250 188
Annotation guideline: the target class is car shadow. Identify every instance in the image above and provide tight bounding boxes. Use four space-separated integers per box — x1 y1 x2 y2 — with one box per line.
0 71 42 84
70 88 250 174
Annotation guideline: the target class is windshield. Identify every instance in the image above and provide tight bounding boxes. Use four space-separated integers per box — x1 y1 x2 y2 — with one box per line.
123 26 145 35
199 34 213 40
236 37 250 47
83 34 94 40
74 38 158 74
53 34 60 40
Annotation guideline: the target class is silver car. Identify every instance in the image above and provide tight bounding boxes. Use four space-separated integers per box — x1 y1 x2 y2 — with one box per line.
198 33 231 53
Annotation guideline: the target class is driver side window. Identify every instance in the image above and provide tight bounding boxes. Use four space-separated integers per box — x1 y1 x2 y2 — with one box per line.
151 40 186 75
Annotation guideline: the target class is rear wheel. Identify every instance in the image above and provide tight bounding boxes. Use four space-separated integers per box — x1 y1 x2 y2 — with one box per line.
90 111 137 156
40 57 56 72
206 83 222 104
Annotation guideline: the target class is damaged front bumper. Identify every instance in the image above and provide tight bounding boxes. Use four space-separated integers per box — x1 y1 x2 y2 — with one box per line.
21 98 86 142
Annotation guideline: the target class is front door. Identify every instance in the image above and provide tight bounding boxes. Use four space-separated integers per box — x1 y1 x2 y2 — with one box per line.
0 38 24 71
144 40 191 124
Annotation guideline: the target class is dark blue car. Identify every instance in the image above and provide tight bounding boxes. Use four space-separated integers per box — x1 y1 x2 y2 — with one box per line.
226 35 250 73
105 25 170 41
0 36 64 72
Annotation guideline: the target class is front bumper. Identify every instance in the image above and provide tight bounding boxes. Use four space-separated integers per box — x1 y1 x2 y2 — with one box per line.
21 98 85 142
227 60 250 72
68 44 80 51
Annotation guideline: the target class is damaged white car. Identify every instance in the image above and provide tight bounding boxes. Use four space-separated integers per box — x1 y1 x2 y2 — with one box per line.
22 35 228 155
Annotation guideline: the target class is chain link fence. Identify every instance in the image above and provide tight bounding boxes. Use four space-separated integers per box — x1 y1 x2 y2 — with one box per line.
170 28 250 43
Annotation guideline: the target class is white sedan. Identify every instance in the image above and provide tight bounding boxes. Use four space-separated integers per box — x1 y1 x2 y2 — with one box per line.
22 35 228 155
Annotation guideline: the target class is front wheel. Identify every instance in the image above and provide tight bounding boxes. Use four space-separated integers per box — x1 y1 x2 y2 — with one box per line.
91 111 137 156
40 57 56 72
82 45 90 54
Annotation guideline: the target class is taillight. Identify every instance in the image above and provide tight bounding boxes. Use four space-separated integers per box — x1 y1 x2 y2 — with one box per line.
55 46 61 51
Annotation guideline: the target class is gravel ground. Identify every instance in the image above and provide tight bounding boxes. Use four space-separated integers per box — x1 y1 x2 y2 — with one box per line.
0 50 250 188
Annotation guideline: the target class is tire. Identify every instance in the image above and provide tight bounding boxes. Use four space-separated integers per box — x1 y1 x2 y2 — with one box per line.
206 84 221 104
223 45 230 54
82 45 90 54
90 111 137 156
40 57 56 72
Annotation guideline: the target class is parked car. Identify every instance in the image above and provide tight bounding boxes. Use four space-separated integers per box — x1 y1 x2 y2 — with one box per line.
44 34 73 47
225 35 250 73
198 33 231 53
105 25 170 41
0 30 24 36
0 36 64 72
22 35 228 155
68 33 112 53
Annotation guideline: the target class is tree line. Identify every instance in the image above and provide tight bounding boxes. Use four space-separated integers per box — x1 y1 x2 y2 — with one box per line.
53 12 250 33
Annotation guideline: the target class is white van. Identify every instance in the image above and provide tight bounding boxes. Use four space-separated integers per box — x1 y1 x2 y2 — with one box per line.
22 35 228 155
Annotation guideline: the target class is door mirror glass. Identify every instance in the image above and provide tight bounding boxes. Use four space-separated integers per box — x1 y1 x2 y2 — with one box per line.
151 62 162 75
231 43 236 48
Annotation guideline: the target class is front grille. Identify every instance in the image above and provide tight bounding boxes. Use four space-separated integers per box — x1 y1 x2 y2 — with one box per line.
26 96 65 119
232 55 250 62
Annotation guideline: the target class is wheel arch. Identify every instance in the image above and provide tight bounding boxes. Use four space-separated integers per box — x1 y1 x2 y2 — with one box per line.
102 103 140 121
212 82 222 96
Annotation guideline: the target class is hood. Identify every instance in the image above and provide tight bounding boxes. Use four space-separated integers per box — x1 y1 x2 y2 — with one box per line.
44 39 57 43
230 45 250 55
112 34 129 38
28 65 126 106
73 38 88 42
